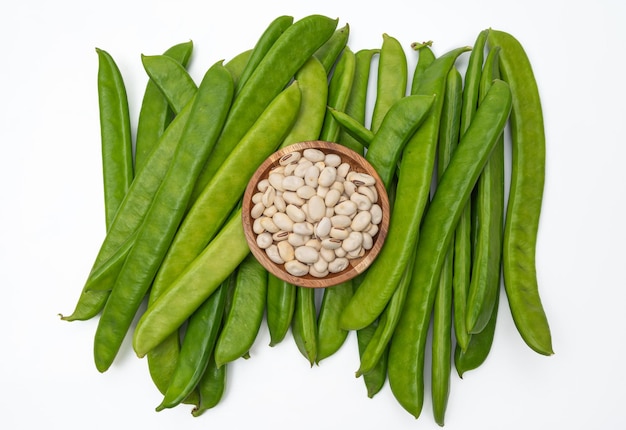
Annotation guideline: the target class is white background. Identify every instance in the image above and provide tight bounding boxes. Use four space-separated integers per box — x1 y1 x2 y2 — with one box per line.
2 0 625 429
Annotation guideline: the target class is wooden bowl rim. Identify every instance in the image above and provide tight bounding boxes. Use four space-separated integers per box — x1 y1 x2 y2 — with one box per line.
241 140 390 288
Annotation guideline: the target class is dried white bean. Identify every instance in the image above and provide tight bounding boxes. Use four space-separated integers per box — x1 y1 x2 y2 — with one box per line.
334 200 357 216
324 188 341 207
304 165 320 187
370 204 383 224
288 233 309 247
321 238 342 250
284 162 297 176
351 210 372 232
279 151 301 165
358 185 377 203
318 166 337 187
309 266 329 278
260 217 280 233
251 202 265 219
273 231 289 242
337 162 350 178
320 247 336 262
278 240 295 262
295 246 319 264
266 245 284 264
268 172 285 191
330 227 349 240
307 195 325 222
305 238 322 251
285 260 309 277
329 257 349 273
350 192 372 211
334 247 347 258
252 191 263 204
257 179 270 192
315 217 332 238
342 231 363 252
296 185 316 199
286 204 306 223
303 148 325 162
293 222 314 236
366 223 379 237
273 212 294 232
316 185 329 198
274 195 286 212
253 218 264 234
330 214 352 228
294 159 313 177
343 180 356 196
263 205 278 217
347 247 365 259
283 191 305 206
324 153 342 167
257 232 273 249
348 171 376 186
362 232 373 250
282 175 304 191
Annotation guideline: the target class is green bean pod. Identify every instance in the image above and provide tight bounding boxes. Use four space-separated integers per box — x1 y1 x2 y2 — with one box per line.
236 15 294 94
191 14 338 200
279 56 328 147
313 24 350 73
388 79 512 419
151 82 301 302
191 353 226 417
214 254 268 367
156 283 227 411
410 43 435 93
133 209 249 357
319 46 355 143
135 40 193 171
466 46 505 334
431 66 463 426
455 288 500 377
338 48 378 154
224 49 252 87
328 108 374 148
340 47 470 331
370 33 408 133
487 29 553 356
140 54 198 114
292 287 318 367
93 62 234 372
266 274 296 346
95 48 134 230
316 281 353 364
356 319 388 398
454 29 488 351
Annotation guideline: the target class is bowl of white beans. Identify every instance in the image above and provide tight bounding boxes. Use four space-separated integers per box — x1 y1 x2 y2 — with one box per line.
242 141 390 288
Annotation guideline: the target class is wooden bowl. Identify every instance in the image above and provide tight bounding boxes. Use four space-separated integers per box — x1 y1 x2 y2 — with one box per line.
242 141 390 288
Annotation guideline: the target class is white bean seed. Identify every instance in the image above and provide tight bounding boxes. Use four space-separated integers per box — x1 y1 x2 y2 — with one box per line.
296 185 316 199
266 245 284 264
251 202 265 219
286 204 306 223
282 175 304 191
268 172 285 191
303 148 325 162
330 214 352 228
329 257 349 273
304 165 320 187
315 217 332 237
351 210 372 232
278 240 295 262
350 192 372 211
370 204 383 224
324 153 342 167
337 162 350 178
307 195 325 222
295 246 319 264
324 188 341 207
334 200 357 216
293 222 314 236
273 212 294 232
285 260 309 276
257 232 273 249
318 166 337 187
279 151 301 165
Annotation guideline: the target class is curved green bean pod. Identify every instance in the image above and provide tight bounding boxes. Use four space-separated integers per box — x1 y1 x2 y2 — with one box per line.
135 40 193 171
454 29 488 351
140 54 198 114
340 47 470 331
151 82 301 302
93 62 234 372
236 15 294 94
313 24 350 73
280 56 328 147
410 43 435 93
388 79 512 419
133 209 249 357
328 107 374 148
455 289 500 377
338 48 378 154
191 14 338 201
319 46 355 143
487 29 552 356
156 283 227 411
95 48 133 230
292 287 318 367
224 49 252 87
191 353 226 417
356 319 387 398
266 274 296 346
466 46 505 334
214 254 268 367
370 33 407 133
316 280 353 364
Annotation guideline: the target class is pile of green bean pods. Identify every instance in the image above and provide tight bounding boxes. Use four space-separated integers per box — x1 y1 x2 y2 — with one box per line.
61 14 553 424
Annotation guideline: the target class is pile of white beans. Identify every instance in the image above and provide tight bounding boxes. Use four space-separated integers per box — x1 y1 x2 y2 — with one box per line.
250 147 383 278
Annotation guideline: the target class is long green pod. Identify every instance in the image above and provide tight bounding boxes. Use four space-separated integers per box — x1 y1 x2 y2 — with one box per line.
191 354 226 417
61 97 194 320
319 46 355 143
191 15 338 200
487 29 553 356
410 43 435 93
133 210 249 358
455 290 500 377
388 79 512 419
151 82 301 301
431 66 463 426
313 24 350 74
93 63 234 372
156 283 227 411
224 49 252 87
454 29 488 351
214 254 268 367
338 48 378 154
328 108 374 148
340 47 470 331
316 281 353 364
370 33 408 133
135 40 193 171
292 287 318 367
95 48 133 230
266 273 296 346
280 56 328 147
466 46 505 334
140 54 198 114
356 318 387 398
236 15 294 94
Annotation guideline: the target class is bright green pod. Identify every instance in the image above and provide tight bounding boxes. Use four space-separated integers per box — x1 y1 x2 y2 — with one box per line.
319 46 355 143
316 281 353 364
313 24 350 73
292 287 318 367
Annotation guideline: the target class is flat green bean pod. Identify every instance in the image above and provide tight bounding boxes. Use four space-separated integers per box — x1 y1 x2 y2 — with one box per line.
135 40 193 172
316 281 353 364
388 79 512 419
133 209 250 358
292 287 318 367
319 46 355 143
313 24 350 73
140 54 198 114
488 29 553 356
191 354 226 417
